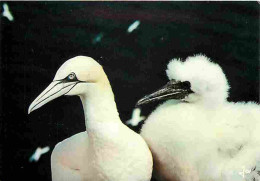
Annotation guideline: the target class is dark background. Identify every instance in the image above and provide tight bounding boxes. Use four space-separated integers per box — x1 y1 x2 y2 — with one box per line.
0 2 259 181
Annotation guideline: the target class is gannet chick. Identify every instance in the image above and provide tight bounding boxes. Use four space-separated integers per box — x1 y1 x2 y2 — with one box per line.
28 56 153 181
137 55 260 181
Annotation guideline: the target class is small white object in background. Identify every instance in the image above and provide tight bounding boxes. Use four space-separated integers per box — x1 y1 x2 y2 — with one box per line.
126 108 146 126
2 3 14 21
29 146 50 162
92 33 103 44
127 20 140 33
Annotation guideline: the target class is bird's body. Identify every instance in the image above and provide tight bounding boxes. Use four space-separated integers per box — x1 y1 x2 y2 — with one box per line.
137 55 260 181
28 56 152 181
142 100 260 181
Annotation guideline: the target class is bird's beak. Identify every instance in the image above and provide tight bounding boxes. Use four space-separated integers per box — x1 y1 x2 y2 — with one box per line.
28 80 78 114
136 80 193 106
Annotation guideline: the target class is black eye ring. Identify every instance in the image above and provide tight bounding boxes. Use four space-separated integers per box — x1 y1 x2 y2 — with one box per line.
182 81 191 88
68 72 76 80
64 72 78 82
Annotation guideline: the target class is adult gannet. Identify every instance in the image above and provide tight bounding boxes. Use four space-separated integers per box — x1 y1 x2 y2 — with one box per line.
137 55 260 181
28 56 153 181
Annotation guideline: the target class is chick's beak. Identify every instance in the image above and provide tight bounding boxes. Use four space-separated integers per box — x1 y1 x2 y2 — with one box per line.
28 81 78 114
136 80 193 106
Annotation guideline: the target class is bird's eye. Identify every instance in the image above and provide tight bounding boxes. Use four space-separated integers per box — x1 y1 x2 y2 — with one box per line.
182 81 191 88
68 73 76 80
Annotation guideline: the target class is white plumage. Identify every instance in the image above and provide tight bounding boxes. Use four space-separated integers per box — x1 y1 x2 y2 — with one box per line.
138 55 260 181
28 56 153 181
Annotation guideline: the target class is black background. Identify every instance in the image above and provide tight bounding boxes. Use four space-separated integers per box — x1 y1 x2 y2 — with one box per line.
0 2 259 181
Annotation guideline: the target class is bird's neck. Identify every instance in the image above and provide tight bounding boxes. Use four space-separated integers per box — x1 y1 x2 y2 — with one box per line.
79 83 124 156
80 84 121 131
186 93 226 108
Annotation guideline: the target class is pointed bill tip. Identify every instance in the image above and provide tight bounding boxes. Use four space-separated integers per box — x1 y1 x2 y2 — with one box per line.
135 96 149 107
28 104 33 114
135 101 142 108
135 102 143 108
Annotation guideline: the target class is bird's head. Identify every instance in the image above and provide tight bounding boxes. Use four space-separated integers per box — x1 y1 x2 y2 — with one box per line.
28 56 108 114
137 54 229 106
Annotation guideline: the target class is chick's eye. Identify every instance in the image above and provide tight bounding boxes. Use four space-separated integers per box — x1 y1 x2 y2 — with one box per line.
182 81 191 88
68 73 76 80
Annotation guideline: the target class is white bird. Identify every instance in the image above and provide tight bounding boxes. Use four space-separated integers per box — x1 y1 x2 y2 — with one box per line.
28 56 152 181
29 146 50 162
127 20 140 33
136 55 260 181
126 108 146 127
2 3 14 21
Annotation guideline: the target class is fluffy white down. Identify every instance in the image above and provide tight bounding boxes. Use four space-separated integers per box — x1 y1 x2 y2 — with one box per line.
141 55 260 181
166 55 230 105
